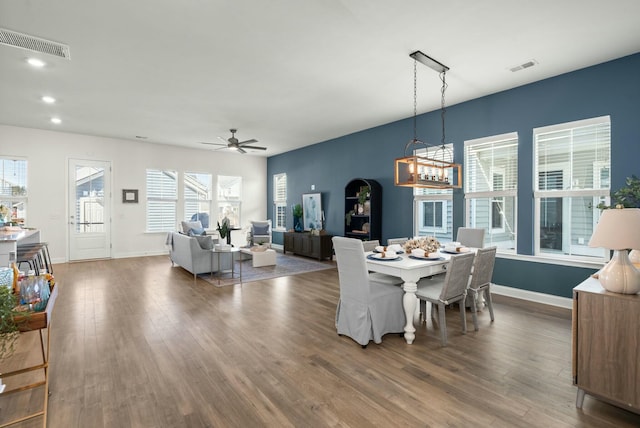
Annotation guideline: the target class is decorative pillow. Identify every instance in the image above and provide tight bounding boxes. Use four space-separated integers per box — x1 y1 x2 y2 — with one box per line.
188 227 206 236
251 221 270 236
181 220 202 235
194 235 213 250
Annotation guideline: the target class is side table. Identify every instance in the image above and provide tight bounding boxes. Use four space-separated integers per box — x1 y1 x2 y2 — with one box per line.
210 247 241 284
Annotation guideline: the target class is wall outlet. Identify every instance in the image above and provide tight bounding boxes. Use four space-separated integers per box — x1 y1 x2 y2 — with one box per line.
311 184 315 190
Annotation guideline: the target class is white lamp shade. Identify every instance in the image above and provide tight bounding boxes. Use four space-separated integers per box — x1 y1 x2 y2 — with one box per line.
589 208 640 294
589 208 640 250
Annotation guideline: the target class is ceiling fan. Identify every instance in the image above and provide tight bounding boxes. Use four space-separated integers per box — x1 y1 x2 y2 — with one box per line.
200 129 266 154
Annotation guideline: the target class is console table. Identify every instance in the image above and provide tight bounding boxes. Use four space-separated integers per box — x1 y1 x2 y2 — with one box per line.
0 282 58 428
283 232 333 260
572 276 640 414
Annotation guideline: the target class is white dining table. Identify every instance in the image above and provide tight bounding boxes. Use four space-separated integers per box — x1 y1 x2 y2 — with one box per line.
365 251 453 344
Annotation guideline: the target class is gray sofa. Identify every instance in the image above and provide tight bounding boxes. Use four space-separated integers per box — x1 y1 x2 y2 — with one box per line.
167 232 232 279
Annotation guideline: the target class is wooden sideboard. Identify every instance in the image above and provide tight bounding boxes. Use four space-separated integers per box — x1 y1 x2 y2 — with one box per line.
572 277 640 414
283 232 333 261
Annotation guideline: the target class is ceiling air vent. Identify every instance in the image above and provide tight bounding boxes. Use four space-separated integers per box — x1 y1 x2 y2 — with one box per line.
509 59 537 72
0 28 70 59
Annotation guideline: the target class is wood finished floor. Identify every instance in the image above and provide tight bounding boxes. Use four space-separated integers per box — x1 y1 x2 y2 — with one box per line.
1 255 639 428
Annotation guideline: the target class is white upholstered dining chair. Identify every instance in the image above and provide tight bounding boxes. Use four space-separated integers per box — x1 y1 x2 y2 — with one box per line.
468 246 497 330
415 251 475 346
332 236 406 348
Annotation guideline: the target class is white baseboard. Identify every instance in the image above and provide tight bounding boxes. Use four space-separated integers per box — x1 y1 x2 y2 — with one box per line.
492 283 572 309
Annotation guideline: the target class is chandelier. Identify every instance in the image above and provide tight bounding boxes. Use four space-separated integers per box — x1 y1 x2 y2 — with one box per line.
394 51 462 189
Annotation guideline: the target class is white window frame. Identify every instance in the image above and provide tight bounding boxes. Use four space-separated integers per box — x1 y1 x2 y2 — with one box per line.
184 172 212 229
464 132 518 253
217 175 242 227
415 199 448 234
273 173 287 231
0 157 28 225
533 116 611 262
146 169 178 233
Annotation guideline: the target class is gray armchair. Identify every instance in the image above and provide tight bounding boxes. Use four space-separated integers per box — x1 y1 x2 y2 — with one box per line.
250 220 272 246
332 236 405 348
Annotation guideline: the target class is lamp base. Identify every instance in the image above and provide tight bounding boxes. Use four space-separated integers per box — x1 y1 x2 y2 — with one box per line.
629 249 640 269
598 250 640 294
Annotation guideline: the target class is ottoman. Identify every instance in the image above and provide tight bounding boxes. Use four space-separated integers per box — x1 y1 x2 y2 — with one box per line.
241 248 277 267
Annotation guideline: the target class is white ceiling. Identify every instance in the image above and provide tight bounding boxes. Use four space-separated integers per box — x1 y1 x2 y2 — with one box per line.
1 1 639 157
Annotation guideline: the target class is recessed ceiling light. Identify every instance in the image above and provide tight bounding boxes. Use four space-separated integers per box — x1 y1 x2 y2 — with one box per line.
50 117 61 124
41 96 56 104
27 58 46 68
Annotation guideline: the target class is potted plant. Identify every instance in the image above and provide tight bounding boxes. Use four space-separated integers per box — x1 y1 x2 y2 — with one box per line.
216 217 231 245
597 175 640 209
357 185 370 206
0 286 19 363
292 204 303 232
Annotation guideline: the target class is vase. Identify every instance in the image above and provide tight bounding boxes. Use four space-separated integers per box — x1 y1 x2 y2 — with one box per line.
294 216 303 232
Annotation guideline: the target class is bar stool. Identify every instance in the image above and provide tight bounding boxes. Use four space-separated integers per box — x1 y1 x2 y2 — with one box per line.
17 244 43 275
17 242 53 275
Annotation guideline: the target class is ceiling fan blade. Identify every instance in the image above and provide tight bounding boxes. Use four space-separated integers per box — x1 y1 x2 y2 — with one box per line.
237 139 258 146
200 142 228 146
240 145 267 151
218 136 229 143
237 147 247 154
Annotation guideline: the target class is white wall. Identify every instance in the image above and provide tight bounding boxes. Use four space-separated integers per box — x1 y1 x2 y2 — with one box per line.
0 125 267 263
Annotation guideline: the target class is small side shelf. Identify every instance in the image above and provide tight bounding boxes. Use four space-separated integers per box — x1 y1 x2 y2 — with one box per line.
344 178 381 241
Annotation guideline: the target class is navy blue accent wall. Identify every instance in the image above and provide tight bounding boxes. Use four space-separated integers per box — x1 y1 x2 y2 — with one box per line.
267 53 640 298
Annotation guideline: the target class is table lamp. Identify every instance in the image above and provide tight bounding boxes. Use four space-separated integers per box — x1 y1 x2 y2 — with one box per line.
588 207 640 294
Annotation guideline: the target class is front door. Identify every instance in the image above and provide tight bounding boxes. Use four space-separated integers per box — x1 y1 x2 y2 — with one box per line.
68 159 111 261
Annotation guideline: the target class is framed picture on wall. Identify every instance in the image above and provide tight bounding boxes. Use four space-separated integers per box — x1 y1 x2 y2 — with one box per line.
122 189 138 203
302 193 322 230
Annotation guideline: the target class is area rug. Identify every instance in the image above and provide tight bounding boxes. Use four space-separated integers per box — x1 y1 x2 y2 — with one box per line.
199 252 335 287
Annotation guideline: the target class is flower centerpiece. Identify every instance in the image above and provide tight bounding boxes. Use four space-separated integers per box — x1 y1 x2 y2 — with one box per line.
403 236 441 255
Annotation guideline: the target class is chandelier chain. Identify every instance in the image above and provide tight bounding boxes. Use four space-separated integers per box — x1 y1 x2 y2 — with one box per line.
440 71 447 147
413 58 417 142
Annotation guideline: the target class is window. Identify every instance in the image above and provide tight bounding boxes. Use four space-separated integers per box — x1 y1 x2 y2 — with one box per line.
146 169 177 232
273 173 287 230
414 145 453 241
217 175 241 227
464 132 518 251
0 157 28 225
184 172 212 228
534 116 610 260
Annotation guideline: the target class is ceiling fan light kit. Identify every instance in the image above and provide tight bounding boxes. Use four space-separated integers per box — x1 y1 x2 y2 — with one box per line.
200 129 267 154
